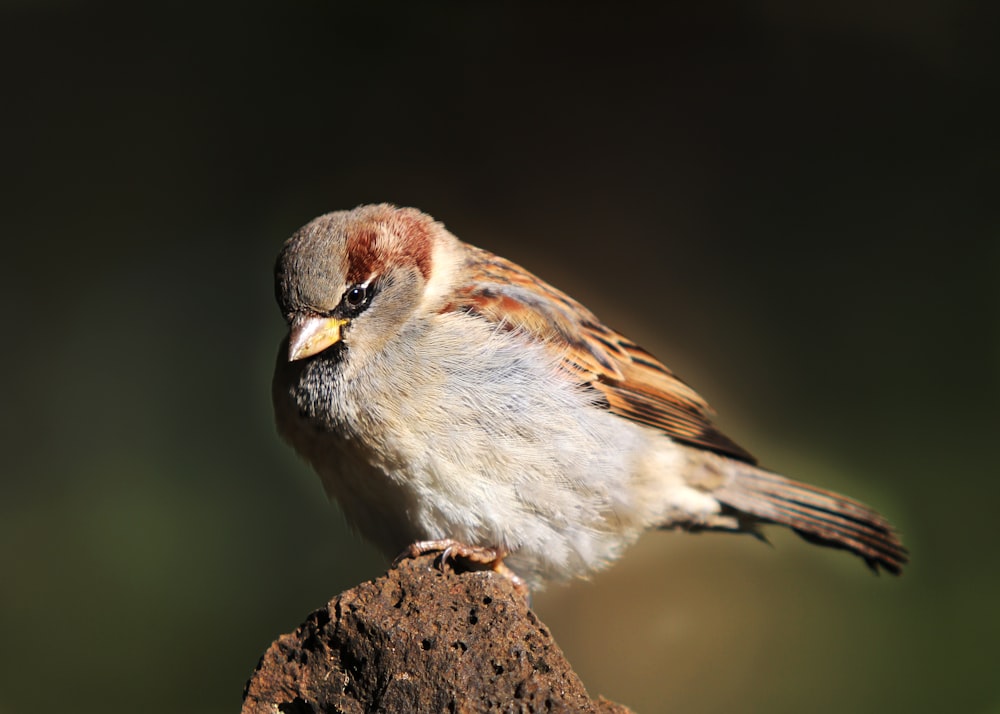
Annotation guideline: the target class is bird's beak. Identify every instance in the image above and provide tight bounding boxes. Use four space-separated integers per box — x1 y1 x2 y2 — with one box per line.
287 316 350 362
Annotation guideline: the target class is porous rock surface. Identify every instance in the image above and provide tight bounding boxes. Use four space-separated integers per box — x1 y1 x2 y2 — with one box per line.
242 553 632 713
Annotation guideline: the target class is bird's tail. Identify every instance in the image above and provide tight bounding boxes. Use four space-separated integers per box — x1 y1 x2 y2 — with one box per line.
713 465 908 575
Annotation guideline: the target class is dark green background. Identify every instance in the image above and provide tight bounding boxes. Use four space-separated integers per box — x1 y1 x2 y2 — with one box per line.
2 3 996 713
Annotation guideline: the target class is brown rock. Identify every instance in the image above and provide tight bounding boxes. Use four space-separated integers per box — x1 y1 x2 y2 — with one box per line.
242 553 633 713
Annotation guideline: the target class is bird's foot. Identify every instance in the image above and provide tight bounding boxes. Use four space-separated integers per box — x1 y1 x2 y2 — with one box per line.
395 539 529 598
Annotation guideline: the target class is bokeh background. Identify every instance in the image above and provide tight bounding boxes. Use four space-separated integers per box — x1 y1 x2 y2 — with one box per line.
2 3 996 713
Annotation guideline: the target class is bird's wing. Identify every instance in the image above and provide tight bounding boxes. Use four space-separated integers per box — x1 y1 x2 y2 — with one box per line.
443 246 756 463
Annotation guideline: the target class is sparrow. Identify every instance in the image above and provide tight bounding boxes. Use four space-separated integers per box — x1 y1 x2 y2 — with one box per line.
272 203 907 591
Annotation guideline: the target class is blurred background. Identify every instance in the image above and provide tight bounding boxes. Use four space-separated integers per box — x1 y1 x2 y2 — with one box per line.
1 2 996 713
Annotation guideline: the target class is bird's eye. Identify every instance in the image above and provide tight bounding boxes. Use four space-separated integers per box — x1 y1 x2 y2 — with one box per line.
343 284 370 309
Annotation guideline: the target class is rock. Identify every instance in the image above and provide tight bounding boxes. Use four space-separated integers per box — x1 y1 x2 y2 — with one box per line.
242 553 633 713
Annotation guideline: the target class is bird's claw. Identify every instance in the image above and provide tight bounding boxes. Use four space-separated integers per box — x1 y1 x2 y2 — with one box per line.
394 538 529 598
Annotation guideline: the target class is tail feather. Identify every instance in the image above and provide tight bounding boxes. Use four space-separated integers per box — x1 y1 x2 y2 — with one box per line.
715 467 908 575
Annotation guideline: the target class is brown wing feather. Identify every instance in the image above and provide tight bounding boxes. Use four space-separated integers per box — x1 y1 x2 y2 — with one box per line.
446 246 756 463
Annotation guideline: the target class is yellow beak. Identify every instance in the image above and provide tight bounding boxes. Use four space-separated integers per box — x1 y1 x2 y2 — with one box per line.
287 316 349 361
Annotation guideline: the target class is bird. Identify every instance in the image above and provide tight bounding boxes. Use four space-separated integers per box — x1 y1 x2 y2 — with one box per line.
272 203 907 592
